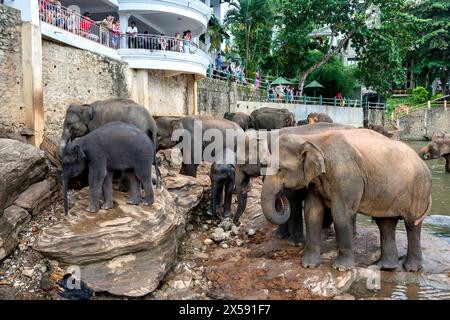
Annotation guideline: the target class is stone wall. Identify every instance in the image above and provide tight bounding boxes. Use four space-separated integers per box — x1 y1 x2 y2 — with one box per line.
42 40 131 137
0 5 25 132
398 107 450 140
197 78 266 117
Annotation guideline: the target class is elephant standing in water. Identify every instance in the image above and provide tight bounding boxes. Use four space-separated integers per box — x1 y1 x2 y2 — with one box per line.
59 98 160 186
419 132 450 173
261 129 432 271
156 116 244 177
234 123 354 243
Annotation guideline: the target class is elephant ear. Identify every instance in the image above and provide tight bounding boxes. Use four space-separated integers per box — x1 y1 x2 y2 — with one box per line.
300 141 326 187
439 139 450 156
80 105 94 124
74 144 86 161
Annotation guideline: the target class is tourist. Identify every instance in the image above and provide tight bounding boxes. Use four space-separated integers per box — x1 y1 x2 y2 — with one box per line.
173 33 182 52
126 21 138 48
255 71 260 89
268 87 275 101
215 53 222 71
183 30 192 53
111 19 120 49
80 12 96 40
158 34 167 50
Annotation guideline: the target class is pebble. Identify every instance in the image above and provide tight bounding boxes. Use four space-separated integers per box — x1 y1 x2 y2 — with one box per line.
21 268 34 278
186 224 194 232
202 224 209 231
235 239 244 247
231 225 240 235
172 280 186 290
218 220 232 232
18 244 27 251
211 228 230 242
247 228 256 236
206 220 212 225
203 238 213 245
220 243 229 249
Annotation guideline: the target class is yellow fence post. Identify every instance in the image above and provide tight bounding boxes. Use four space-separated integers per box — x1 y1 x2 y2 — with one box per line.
427 101 431 109
445 100 447 111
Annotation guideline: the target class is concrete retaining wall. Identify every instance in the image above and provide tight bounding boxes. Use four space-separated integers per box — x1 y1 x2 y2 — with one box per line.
398 107 450 140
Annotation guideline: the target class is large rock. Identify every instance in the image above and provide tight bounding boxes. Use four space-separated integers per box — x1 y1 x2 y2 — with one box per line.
0 139 48 213
34 173 205 297
0 205 30 260
14 178 58 216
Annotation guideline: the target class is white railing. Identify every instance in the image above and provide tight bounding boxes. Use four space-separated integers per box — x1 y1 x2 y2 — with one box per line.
119 34 199 53
38 0 119 49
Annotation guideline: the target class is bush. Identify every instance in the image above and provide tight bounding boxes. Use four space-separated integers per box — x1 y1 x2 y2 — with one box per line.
412 86 429 103
431 93 444 100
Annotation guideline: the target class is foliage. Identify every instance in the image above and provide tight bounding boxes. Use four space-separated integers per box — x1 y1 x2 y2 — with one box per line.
307 57 357 97
410 0 450 94
431 93 445 100
206 15 230 54
224 0 276 73
412 86 430 103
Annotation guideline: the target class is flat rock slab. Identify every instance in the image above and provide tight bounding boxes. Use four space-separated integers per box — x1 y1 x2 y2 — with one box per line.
34 173 205 297
14 178 58 216
0 139 48 213
0 205 30 260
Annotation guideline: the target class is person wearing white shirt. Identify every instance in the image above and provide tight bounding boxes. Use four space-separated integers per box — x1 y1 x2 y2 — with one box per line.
126 21 138 48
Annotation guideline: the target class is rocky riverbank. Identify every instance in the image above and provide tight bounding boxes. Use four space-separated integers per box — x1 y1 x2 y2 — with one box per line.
0 142 449 300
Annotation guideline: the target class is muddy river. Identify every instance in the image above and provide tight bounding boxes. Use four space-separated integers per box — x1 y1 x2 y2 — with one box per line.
358 141 450 242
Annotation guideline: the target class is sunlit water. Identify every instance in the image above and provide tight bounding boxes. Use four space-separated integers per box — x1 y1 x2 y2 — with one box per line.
357 140 450 242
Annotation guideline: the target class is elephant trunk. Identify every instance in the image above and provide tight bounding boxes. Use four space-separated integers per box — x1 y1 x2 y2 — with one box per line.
63 174 69 215
418 145 430 160
59 130 71 159
261 176 291 225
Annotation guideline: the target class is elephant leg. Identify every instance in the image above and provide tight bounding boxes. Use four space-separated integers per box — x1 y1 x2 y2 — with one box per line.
126 172 141 205
136 167 154 206
233 172 251 224
87 161 107 213
286 190 305 245
223 179 234 218
445 155 450 173
374 217 400 270
101 171 114 210
208 181 221 217
302 192 325 268
179 163 199 178
331 203 355 271
403 219 423 272
118 171 130 192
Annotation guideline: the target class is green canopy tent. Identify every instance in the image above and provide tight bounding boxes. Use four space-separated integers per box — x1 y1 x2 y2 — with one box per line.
305 80 324 97
271 77 292 86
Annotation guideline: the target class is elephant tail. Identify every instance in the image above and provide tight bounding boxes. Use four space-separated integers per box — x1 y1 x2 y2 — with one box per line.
414 194 432 226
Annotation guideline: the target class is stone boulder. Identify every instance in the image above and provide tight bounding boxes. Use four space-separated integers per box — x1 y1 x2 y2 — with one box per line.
0 139 48 213
14 178 58 216
34 173 205 297
0 206 30 260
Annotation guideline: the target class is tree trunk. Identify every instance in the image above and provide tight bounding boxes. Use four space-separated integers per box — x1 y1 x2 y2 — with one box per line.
297 31 355 96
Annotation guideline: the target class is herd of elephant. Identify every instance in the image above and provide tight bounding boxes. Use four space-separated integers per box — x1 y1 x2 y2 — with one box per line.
59 98 450 273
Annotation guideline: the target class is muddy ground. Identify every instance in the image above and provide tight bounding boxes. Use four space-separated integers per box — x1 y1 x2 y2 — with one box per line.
1 163 449 300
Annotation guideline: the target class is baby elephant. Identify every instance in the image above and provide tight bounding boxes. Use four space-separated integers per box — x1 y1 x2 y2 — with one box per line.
208 149 236 218
61 122 155 214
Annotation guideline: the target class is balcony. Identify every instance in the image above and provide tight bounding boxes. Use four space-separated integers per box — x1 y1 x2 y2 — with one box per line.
118 34 210 77
118 0 211 36
35 0 211 77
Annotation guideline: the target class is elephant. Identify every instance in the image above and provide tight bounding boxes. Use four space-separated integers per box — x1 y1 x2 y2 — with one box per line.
261 129 432 271
233 123 355 244
61 122 155 214
156 115 245 177
307 112 333 124
59 98 160 187
252 108 296 130
224 112 255 131
419 135 450 173
208 148 236 218
250 107 292 119
368 124 393 138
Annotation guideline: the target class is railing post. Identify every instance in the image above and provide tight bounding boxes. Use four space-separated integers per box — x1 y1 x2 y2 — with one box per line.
445 100 447 110
334 97 337 106
303 95 307 105
319 95 322 106
427 100 431 109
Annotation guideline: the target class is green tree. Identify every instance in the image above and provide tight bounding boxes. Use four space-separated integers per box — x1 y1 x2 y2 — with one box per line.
410 0 450 95
206 15 230 54
225 0 276 73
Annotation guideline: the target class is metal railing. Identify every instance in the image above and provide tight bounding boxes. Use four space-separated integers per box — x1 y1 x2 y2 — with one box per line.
38 0 119 48
393 95 449 120
119 34 199 54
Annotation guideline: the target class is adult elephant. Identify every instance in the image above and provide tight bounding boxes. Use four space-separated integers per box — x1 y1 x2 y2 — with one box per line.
234 123 354 243
419 133 450 173
307 112 333 124
252 108 296 130
261 129 432 271
156 115 245 177
59 98 160 186
224 112 255 131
